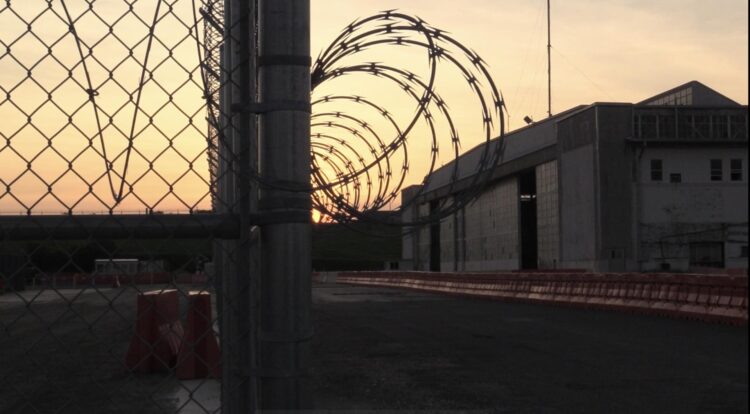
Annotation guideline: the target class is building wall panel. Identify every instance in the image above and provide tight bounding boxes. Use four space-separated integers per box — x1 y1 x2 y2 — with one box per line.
440 198 457 271
416 203 431 270
638 147 748 271
559 144 597 270
536 160 560 268
463 178 518 271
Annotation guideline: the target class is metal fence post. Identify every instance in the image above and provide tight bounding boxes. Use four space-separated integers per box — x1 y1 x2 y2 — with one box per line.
258 0 313 409
219 0 259 412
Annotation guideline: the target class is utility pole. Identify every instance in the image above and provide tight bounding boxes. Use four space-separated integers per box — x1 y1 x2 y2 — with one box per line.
547 0 552 118
258 0 312 409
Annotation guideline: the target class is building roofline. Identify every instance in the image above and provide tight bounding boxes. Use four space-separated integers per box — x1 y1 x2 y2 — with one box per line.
508 104 590 135
422 105 590 187
637 80 741 106
634 104 748 110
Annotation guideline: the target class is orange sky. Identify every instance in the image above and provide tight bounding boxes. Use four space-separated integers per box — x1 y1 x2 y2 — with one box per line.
313 0 748 122
1 0 747 214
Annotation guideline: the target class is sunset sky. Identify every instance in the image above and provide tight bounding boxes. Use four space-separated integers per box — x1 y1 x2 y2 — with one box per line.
0 0 747 214
313 0 748 123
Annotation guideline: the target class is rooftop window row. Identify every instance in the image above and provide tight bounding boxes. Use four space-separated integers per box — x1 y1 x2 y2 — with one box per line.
634 108 747 141
645 87 693 106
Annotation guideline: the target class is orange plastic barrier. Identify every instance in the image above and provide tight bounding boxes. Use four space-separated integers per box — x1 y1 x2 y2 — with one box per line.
176 291 221 379
336 271 748 325
125 289 184 373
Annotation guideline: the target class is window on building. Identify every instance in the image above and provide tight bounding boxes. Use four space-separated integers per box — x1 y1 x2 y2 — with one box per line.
741 246 748 258
658 114 675 139
669 173 682 183
678 113 695 139
682 88 693 105
713 115 729 139
647 88 692 106
710 159 723 181
689 242 724 268
729 115 747 140
730 159 743 181
641 114 657 139
693 115 710 139
650 160 663 181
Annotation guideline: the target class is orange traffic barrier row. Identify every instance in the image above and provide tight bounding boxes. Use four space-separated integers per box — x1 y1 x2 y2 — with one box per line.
124 289 220 378
335 271 747 325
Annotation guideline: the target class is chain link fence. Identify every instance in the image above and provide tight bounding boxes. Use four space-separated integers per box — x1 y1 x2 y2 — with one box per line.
1 0 507 411
0 1 277 412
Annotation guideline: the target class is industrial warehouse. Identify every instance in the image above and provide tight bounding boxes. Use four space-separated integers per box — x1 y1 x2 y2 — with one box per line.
401 81 748 273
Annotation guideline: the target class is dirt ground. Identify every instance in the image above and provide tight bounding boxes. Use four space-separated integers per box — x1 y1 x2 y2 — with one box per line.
1 283 747 413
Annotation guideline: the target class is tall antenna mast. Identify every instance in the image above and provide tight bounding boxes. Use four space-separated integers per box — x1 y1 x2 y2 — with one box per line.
547 0 552 118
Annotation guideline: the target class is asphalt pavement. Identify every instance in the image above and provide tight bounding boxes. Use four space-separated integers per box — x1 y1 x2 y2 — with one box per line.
1 283 746 413
310 283 748 413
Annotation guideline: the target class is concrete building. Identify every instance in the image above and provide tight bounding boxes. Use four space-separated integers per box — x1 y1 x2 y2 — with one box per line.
402 81 748 273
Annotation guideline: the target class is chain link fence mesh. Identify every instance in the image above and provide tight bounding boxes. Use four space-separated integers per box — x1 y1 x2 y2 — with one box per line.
0 1 238 412
1 0 508 411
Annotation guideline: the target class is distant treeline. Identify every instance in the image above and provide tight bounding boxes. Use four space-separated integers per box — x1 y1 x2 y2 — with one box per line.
312 222 401 271
0 239 211 273
1 222 400 273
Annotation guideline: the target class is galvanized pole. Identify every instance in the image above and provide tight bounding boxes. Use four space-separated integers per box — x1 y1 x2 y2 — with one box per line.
547 0 552 118
220 0 259 412
258 0 313 409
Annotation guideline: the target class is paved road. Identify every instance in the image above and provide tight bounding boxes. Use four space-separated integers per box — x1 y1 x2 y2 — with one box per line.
310 283 748 413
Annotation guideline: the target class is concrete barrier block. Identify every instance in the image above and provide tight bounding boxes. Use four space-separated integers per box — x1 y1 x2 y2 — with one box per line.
177 291 221 380
125 289 183 373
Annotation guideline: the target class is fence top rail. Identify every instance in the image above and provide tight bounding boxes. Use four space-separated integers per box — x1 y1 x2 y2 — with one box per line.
0 213 241 240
